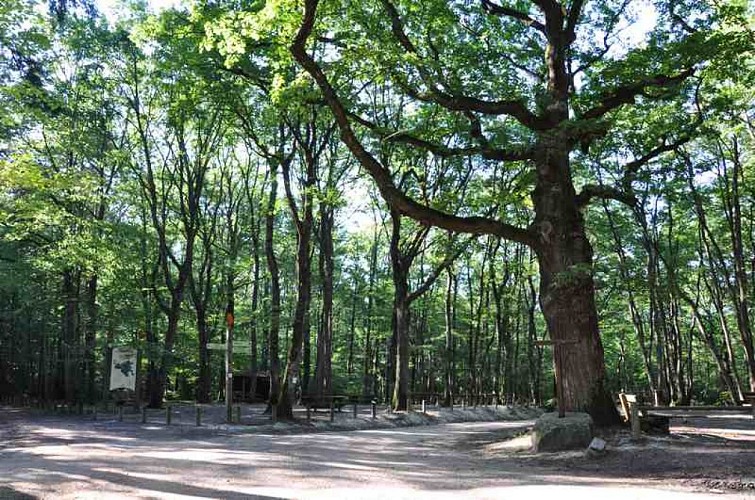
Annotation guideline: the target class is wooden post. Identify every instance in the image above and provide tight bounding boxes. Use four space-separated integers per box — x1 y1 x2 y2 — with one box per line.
371 400 377 419
93 405 98 421
306 405 311 422
195 406 201 427
141 406 147 424
353 402 358 419
271 404 277 422
330 401 335 422
235 405 241 424
166 405 172 425
118 405 123 422
535 339 580 418
630 402 640 439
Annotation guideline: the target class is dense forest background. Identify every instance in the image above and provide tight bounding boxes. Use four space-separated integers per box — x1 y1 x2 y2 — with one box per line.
1 0 755 417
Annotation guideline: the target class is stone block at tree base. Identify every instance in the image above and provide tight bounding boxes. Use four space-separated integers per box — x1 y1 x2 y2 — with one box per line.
532 412 593 452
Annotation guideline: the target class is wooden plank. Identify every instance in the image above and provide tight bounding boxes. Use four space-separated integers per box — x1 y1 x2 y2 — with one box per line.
640 405 752 416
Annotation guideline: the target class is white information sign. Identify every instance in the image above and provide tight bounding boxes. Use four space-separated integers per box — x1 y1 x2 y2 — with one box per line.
207 342 251 354
109 347 138 391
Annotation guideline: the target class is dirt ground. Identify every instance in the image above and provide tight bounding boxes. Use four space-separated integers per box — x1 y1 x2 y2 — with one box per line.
0 404 753 499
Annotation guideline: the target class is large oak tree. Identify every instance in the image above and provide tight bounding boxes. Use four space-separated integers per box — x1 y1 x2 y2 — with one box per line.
288 0 729 424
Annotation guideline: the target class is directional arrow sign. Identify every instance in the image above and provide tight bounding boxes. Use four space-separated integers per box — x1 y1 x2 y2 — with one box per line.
207 342 252 354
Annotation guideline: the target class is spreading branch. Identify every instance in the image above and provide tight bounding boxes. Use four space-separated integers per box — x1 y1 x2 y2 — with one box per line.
347 111 534 162
290 0 539 249
381 0 549 131
581 68 695 120
480 0 546 33
575 184 636 209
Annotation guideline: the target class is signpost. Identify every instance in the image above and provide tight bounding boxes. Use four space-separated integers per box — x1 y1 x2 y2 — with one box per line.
207 342 251 354
205 312 254 424
534 338 580 418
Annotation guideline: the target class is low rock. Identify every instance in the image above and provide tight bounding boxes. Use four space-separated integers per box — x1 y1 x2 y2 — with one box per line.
532 412 593 452
586 437 607 457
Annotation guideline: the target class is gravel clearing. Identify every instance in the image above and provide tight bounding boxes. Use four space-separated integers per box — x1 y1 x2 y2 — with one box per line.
1 405 754 499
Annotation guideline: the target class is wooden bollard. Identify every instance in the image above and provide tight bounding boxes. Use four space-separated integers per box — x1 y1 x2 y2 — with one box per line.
353 402 358 419
118 405 124 422
330 402 335 422
195 406 202 426
630 402 640 439
235 406 241 424
141 406 147 423
371 400 377 419
166 405 172 425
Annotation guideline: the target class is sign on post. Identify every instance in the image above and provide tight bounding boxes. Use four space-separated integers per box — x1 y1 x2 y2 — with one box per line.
207 342 251 354
109 347 137 391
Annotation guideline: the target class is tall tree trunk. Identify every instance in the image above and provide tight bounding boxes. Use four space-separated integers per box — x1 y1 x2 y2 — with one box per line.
313 205 334 399
83 275 98 403
362 224 379 399
61 269 80 403
265 164 281 411
721 140 755 391
277 152 315 419
389 209 411 411
443 268 455 407
532 133 618 425
196 305 211 403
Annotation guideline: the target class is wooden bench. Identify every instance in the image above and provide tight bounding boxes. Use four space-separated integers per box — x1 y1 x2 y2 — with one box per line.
619 392 670 435
300 395 348 413
740 392 755 416
619 392 755 438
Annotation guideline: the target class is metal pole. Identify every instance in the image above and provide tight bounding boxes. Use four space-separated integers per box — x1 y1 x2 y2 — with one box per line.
235 405 241 423
141 406 147 424
166 405 172 425
330 401 335 422
226 324 233 424
353 402 358 419
195 406 201 426
118 405 123 422
421 400 426 414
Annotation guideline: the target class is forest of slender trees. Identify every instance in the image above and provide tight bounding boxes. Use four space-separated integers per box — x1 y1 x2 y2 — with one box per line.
1 0 755 424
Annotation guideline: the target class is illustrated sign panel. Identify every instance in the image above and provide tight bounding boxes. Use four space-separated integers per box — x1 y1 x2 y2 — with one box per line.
109 347 137 391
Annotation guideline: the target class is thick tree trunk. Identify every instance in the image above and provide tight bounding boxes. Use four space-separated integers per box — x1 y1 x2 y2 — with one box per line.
532 133 619 426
